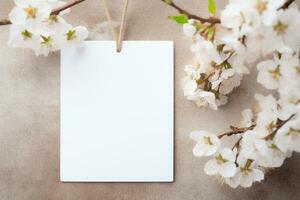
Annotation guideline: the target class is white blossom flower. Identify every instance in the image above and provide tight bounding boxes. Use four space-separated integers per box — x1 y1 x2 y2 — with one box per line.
191 36 223 73
278 53 300 105
257 140 286 168
34 34 60 56
191 91 218 110
217 34 249 74
9 0 51 34
248 0 285 26
219 74 242 95
7 0 88 56
257 59 281 90
211 69 235 90
59 26 89 49
183 19 196 37
221 1 261 37
183 80 197 101
240 130 269 160
229 54 249 74
204 148 237 178
190 131 220 157
246 25 288 59
255 94 278 114
277 97 300 121
184 64 201 80
255 94 278 136
241 109 254 128
40 15 70 35
225 158 264 188
8 25 40 48
269 7 300 51
216 94 228 107
275 118 300 153
216 30 246 54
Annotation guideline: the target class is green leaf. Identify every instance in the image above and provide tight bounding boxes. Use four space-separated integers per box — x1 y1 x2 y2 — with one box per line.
207 26 215 40
163 0 172 4
168 15 188 24
208 0 216 15
194 21 203 31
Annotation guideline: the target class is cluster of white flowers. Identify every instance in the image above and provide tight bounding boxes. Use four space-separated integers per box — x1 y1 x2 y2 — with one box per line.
184 0 300 188
192 91 299 188
182 22 248 109
181 0 300 110
8 0 88 56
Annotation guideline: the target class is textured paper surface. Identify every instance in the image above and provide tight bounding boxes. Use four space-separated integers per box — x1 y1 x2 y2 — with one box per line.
60 41 173 182
1 0 300 199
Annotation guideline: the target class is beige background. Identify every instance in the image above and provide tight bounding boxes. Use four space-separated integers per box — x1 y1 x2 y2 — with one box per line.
0 0 300 199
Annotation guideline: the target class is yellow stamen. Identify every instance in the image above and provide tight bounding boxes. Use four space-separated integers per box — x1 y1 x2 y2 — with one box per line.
215 154 227 164
287 127 300 136
203 136 213 145
255 0 268 14
268 65 281 80
24 6 38 18
273 21 288 35
41 35 52 47
266 121 277 133
295 66 300 74
21 30 32 40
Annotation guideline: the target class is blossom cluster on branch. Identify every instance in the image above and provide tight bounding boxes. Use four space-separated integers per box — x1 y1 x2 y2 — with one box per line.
7 0 88 56
164 0 300 188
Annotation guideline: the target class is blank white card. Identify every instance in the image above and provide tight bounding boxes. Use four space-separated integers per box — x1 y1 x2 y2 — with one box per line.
60 41 173 182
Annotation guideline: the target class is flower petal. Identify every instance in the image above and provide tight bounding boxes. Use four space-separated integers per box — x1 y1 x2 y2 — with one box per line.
193 143 205 157
204 159 219 175
240 174 253 188
251 169 264 182
9 7 26 24
203 144 218 156
220 162 236 178
190 131 208 141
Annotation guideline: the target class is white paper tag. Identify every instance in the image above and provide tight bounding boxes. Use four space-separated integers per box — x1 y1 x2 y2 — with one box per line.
60 41 174 182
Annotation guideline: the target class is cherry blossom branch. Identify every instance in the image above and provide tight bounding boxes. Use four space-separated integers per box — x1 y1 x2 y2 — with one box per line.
279 0 296 10
0 0 86 26
52 0 86 15
161 0 220 24
218 125 254 139
0 19 11 26
232 137 242 150
264 114 296 140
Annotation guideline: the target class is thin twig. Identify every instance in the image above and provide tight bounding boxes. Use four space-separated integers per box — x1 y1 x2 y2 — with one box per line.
218 125 254 139
161 0 220 24
218 51 235 66
232 137 242 150
278 0 295 10
0 19 11 26
264 114 296 140
51 0 86 15
0 0 86 26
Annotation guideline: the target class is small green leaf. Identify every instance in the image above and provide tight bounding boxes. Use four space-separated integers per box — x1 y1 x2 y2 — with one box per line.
208 0 216 15
163 0 172 4
207 26 215 40
168 15 188 24
194 21 203 31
